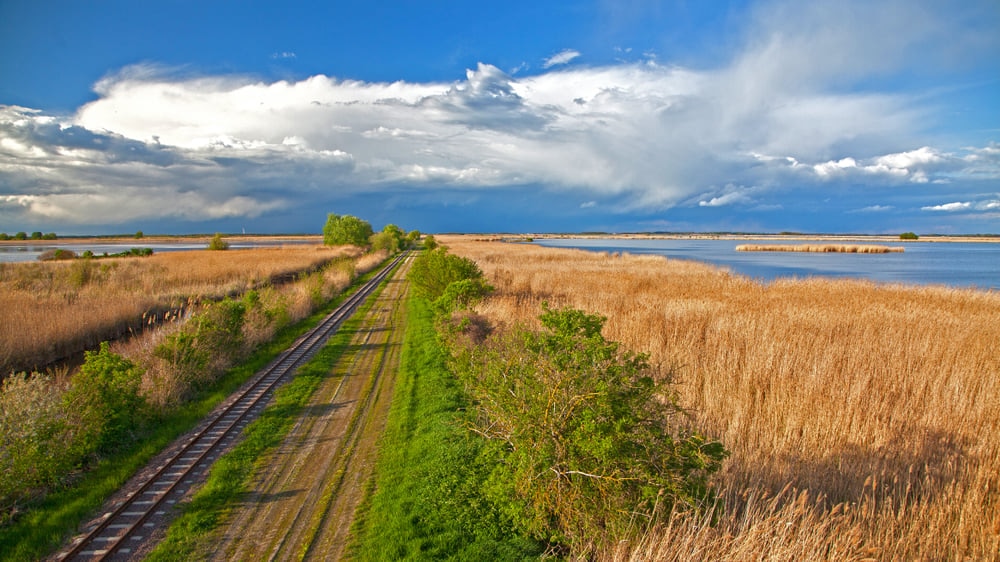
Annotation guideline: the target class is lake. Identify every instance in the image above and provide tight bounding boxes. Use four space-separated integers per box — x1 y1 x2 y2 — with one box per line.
534 238 1000 291
0 239 312 263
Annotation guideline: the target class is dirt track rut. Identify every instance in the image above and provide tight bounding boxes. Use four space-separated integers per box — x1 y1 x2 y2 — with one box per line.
204 258 410 561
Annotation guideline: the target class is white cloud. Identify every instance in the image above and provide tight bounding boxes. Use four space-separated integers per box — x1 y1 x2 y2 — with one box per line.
922 202 972 211
271 51 297 59
543 49 581 68
699 191 753 207
854 205 894 213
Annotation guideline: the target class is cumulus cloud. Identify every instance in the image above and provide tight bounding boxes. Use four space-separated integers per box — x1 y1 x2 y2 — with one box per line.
922 202 972 212
543 49 581 68
922 199 1000 212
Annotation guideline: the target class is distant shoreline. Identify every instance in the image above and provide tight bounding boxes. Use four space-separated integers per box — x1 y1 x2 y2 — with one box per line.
523 233 1000 244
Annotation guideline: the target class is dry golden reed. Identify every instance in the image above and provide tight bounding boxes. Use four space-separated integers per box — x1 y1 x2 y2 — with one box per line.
440 235 1000 561
736 244 904 253
0 244 360 374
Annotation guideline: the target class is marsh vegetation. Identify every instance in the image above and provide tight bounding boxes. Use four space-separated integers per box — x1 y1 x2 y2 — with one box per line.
441 235 1000 560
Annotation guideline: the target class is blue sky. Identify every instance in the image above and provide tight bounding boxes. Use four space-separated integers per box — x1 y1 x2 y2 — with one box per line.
1 0 998 235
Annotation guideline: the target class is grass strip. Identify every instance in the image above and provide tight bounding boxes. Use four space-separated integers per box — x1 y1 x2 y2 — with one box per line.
144 271 389 561
0 259 390 562
347 296 544 561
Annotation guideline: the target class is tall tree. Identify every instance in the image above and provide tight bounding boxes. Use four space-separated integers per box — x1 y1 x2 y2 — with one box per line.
323 214 374 246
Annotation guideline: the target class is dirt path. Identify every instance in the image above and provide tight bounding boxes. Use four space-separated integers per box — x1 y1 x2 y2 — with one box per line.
203 259 410 561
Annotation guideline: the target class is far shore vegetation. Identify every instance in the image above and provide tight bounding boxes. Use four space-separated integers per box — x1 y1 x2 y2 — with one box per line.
735 243 904 253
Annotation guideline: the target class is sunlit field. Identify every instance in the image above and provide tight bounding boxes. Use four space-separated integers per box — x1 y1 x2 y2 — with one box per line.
441 235 1000 560
0 244 361 375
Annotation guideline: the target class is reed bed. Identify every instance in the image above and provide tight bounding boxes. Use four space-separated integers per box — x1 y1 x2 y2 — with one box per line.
735 244 904 253
440 235 1000 560
0 245 360 375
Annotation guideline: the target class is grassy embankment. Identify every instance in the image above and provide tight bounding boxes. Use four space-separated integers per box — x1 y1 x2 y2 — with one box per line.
441 236 1000 561
145 261 394 561
348 295 545 560
0 249 387 561
735 244 903 253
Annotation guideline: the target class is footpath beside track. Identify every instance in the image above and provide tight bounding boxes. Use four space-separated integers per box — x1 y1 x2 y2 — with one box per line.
53 252 408 562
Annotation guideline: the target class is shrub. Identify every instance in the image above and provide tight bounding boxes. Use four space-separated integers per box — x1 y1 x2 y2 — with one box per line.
63 343 149 454
900 231 919 240
208 233 230 251
135 230 144 239
154 299 246 395
0 373 81 521
30 232 42 240
42 233 57 240
14 232 26 240
408 247 488 303
37 249 77 261
448 305 727 554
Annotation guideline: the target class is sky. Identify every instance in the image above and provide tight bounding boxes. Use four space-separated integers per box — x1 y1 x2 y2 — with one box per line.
1 0 998 235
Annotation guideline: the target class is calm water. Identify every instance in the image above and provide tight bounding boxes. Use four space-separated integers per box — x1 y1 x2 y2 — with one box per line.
534 238 1000 291
0 240 309 263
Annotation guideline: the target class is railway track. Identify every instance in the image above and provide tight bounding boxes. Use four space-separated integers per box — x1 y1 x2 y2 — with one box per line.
54 252 408 562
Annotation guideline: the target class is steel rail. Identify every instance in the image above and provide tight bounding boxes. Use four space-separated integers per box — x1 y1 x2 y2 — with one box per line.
56 251 407 561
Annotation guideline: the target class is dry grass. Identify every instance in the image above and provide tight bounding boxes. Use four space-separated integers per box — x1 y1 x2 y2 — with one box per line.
440 235 1000 560
736 244 904 253
0 245 361 375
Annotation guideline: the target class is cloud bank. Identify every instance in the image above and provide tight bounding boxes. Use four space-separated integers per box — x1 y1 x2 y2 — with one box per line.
1 0 998 233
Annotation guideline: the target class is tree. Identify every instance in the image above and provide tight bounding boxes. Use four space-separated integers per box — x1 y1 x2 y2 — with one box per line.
899 231 919 240
369 223 406 253
135 230 144 239
448 305 727 553
323 214 374 246
207 233 229 250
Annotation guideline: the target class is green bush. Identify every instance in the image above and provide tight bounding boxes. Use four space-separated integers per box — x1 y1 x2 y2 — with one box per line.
155 299 246 395
448 304 728 555
207 233 229 251
323 214 374 246
13 232 26 240
0 373 81 522
408 247 488 303
30 232 42 240
899 231 919 240
63 343 149 455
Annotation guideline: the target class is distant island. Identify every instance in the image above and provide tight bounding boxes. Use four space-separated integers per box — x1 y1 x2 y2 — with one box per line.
735 244 904 253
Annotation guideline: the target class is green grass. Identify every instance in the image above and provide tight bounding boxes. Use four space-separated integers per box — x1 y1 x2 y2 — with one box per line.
145 267 392 561
347 296 544 561
0 259 392 562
